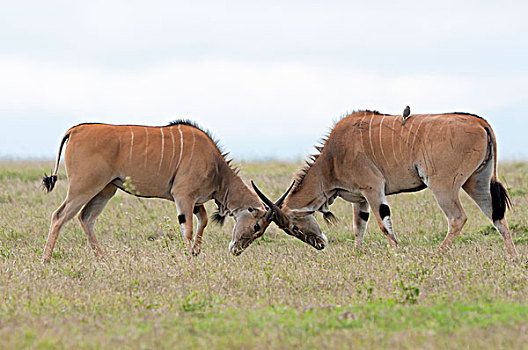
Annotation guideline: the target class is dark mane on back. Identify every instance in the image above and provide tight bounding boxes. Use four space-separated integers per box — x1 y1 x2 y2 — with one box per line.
292 134 330 194
349 109 386 115
292 109 385 194
332 109 390 127
169 119 238 174
168 119 222 149
442 112 484 120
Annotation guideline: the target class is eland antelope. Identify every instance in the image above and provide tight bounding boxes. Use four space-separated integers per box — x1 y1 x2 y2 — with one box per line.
249 110 517 257
42 120 268 262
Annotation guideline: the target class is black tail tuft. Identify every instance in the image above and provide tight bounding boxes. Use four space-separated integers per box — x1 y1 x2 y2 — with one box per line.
490 180 511 221
323 211 338 224
210 211 226 226
42 174 58 193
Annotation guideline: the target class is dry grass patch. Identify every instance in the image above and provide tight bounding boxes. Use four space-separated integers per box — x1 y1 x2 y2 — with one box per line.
0 160 527 349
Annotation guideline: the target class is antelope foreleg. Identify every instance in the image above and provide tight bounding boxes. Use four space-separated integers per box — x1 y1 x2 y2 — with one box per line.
378 203 399 247
178 213 194 254
362 190 398 247
192 205 208 256
174 197 195 256
353 201 370 248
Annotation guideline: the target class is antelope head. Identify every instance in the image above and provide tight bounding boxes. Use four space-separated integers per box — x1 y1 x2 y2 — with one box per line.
228 182 293 256
251 181 328 251
228 206 267 256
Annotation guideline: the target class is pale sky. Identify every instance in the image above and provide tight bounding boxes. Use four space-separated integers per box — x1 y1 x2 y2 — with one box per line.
1 0 527 160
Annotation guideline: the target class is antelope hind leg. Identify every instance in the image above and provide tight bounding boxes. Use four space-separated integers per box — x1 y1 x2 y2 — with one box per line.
463 176 518 257
43 192 96 263
430 188 467 252
77 184 117 258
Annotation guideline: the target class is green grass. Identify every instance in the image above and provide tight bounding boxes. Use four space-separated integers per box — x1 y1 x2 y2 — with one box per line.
5 302 528 349
0 160 527 349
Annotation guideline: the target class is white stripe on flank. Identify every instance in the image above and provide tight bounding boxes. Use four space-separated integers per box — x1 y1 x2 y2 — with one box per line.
405 118 414 157
399 114 404 160
420 115 433 173
175 125 184 170
379 115 389 166
368 114 376 162
159 128 165 172
144 128 149 168
391 116 398 162
358 111 367 152
129 127 134 162
190 129 196 161
410 117 426 157
169 126 176 169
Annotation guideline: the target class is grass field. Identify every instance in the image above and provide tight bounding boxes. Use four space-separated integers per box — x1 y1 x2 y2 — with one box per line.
0 160 527 349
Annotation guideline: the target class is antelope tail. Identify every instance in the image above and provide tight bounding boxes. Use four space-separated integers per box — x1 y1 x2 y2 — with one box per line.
43 132 71 192
484 126 511 221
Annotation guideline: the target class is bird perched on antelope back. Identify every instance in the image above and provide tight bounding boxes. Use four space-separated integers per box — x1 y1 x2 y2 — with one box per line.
402 106 411 125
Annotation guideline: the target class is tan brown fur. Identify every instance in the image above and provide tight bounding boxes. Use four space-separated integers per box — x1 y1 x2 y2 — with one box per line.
42 121 267 262
261 111 517 257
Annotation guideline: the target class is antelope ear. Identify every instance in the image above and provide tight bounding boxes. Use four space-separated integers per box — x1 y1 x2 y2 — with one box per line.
290 209 315 218
247 207 261 217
